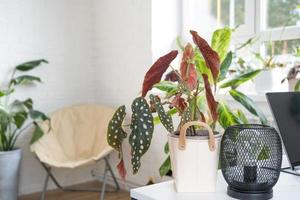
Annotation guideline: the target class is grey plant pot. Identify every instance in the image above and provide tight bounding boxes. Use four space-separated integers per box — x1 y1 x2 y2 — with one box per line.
0 149 22 200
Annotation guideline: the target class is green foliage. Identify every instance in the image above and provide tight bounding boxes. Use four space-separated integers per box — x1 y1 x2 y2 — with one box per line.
218 102 242 129
16 59 48 71
194 52 214 83
13 111 28 128
153 81 177 93
267 0 300 28
149 95 174 133
236 109 248 124
211 28 232 62
11 75 41 85
218 51 233 81
220 69 261 88
0 59 49 151
129 97 154 174
153 108 177 125
30 123 44 144
107 27 267 178
0 89 14 97
180 107 192 125
257 146 270 161
164 142 169 154
295 79 300 91
159 156 171 177
107 105 127 154
229 89 267 124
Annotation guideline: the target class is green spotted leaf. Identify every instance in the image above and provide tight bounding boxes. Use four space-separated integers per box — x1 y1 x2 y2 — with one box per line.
129 97 154 174
107 105 127 154
180 106 192 126
154 108 177 125
149 94 174 133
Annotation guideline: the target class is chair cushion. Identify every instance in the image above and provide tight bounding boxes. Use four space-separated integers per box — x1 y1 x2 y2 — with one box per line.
31 104 115 168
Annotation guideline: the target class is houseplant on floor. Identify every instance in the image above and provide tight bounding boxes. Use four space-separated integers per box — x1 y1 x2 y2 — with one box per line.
0 59 49 200
107 28 267 192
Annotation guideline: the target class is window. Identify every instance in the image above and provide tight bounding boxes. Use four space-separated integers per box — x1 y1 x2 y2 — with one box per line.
181 0 300 54
181 0 300 94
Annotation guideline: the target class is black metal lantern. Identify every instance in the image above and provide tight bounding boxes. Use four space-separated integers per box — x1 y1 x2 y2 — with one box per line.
220 124 282 200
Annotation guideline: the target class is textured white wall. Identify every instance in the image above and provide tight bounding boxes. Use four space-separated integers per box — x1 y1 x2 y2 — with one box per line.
0 0 98 195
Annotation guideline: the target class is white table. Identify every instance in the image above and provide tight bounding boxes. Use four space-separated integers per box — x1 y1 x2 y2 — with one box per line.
131 157 300 200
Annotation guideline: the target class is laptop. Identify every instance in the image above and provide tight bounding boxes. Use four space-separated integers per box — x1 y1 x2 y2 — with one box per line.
266 92 300 173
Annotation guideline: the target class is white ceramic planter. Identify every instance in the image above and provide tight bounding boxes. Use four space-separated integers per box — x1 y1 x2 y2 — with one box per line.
168 121 221 193
0 149 22 200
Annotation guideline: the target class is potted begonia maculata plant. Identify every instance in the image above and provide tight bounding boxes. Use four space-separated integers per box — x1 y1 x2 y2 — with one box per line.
107 28 268 192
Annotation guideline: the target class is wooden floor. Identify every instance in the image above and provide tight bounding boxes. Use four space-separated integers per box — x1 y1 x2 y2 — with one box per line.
19 181 130 200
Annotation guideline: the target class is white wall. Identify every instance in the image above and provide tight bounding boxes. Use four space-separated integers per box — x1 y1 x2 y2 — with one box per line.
0 0 275 196
94 0 185 188
0 0 98 195
94 0 153 187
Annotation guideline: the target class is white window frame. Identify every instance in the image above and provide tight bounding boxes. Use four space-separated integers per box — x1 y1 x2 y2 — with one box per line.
181 0 300 53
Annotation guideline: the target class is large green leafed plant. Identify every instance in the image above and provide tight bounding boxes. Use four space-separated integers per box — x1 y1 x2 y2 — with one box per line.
107 28 267 179
0 59 49 151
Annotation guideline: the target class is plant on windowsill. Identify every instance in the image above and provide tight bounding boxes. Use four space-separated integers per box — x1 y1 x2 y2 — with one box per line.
282 46 300 91
0 59 50 200
231 37 288 93
107 28 267 192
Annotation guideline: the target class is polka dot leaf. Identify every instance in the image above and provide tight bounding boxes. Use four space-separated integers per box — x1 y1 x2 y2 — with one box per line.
179 106 192 127
107 105 127 156
149 94 174 133
129 97 154 174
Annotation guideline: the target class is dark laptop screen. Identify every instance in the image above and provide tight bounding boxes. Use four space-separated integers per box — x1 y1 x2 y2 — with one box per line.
266 92 300 168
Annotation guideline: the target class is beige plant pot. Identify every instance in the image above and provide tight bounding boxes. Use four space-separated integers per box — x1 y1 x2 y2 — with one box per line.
168 121 222 193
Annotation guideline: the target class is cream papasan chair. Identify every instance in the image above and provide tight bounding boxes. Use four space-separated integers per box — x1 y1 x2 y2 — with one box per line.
31 104 120 200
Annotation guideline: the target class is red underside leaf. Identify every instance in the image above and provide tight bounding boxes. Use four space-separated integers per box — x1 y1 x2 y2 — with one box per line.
117 159 127 181
190 30 220 84
142 50 178 97
171 94 187 114
202 74 218 122
165 70 180 82
180 43 197 90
